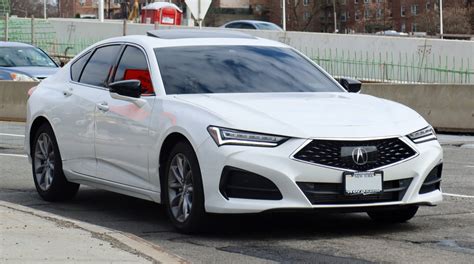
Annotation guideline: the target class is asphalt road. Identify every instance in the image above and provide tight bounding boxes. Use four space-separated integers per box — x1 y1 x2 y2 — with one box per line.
1 121 473 263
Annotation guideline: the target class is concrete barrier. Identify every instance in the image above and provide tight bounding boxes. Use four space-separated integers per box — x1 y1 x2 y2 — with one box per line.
362 84 474 133
1 81 472 133
0 81 38 122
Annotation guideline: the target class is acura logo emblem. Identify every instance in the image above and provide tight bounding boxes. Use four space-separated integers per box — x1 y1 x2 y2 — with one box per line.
352 147 369 165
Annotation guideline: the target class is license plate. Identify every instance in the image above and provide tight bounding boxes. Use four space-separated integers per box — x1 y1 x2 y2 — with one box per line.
344 171 383 196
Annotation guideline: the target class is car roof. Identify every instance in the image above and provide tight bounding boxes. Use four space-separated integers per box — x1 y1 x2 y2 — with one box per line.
95 30 288 50
0 41 35 48
225 20 276 25
147 29 256 39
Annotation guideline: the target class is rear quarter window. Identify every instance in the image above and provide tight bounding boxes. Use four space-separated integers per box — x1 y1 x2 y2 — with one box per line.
70 52 91 82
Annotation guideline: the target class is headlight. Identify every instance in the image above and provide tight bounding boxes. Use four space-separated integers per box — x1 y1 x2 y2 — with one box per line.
407 126 437 143
207 126 288 147
10 72 38 82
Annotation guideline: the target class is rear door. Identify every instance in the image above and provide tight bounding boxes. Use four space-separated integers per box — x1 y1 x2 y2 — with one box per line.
55 51 97 176
94 45 155 190
63 45 122 176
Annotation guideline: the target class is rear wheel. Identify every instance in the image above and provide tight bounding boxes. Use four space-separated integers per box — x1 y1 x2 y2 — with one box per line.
163 141 206 233
367 205 419 223
32 123 79 201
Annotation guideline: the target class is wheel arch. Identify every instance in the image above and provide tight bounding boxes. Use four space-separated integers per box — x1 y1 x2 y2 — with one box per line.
158 132 197 198
29 116 52 154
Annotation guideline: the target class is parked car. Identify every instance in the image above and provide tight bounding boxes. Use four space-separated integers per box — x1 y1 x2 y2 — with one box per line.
25 30 442 233
0 42 59 81
221 20 284 31
375 30 409 36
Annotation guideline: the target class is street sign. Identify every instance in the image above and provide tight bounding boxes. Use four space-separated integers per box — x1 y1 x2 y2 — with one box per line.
184 0 212 27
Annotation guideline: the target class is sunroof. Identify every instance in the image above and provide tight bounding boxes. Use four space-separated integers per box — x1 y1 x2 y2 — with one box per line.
147 29 256 39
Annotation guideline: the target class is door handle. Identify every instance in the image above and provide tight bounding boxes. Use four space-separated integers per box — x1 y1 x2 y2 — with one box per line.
63 88 73 97
96 102 109 112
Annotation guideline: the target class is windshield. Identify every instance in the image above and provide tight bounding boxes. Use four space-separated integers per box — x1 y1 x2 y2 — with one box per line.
256 23 283 31
155 46 343 95
0 47 57 67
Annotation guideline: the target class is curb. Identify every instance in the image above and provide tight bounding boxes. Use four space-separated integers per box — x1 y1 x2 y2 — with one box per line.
0 201 187 264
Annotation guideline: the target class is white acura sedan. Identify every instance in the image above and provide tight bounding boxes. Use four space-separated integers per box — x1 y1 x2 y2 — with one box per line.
25 30 443 232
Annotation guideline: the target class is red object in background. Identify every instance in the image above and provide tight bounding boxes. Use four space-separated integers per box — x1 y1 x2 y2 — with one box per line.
140 3 182 25
123 69 154 95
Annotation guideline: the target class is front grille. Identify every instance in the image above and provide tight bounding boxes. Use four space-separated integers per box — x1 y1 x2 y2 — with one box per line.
297 178 412 205
293 138 417 171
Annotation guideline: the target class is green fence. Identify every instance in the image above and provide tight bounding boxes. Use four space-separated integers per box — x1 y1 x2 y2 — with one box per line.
310 48 473 84
0 17 99 62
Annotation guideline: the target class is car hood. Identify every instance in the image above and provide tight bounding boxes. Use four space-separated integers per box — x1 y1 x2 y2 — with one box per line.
0 66 59 79
174 93 428 139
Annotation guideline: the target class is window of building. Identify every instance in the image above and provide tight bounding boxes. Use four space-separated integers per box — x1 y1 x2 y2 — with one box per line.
411 4 418 15
376 8 382 18
401 22 406 32
355 10 360 20
340 11 347 22
304 11 311 21
304 0 309 6
401 6 406 17
364 8 371 18
412 23 418 32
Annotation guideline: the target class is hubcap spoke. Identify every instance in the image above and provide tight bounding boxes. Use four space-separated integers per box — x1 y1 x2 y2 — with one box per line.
168 153 194 223
34 133 55 191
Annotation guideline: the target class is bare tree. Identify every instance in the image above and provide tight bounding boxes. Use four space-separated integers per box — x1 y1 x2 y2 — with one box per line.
353 2 389 33
11 0 58 18
443 5 471 34
287 0 321 32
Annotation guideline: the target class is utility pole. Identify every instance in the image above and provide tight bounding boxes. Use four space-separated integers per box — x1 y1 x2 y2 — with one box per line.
333 0 337 33
44 0 47 19
282 0 286 31
99 0 104 22
439 0 444 39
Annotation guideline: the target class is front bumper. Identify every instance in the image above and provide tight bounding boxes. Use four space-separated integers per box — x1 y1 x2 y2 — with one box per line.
197 136 443 214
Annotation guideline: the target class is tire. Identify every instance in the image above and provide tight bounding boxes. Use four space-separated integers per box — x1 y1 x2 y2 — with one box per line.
31 123 79 201
367 205 419 223
163 141 207 233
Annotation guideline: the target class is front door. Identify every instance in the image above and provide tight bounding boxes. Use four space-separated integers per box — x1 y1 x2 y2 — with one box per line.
94 45 155 190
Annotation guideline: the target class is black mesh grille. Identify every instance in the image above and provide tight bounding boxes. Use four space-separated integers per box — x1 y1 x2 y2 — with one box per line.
297 178 412 205
293 138 417 171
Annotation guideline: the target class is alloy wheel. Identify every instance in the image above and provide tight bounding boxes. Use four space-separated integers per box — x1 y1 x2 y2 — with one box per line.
34 133 55 191
168 153 194 223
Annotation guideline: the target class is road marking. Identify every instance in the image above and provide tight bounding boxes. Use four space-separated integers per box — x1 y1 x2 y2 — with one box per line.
443 193 474 199
466 165 474 168
0 133 25 138
0 153 27 158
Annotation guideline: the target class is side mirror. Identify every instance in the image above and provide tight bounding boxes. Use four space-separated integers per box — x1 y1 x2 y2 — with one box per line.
338 77 362 93
109 79 142 98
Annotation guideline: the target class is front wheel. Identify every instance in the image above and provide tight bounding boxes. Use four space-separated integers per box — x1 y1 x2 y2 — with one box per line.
163 141 207 233
32 123 79 201
367 205 419 223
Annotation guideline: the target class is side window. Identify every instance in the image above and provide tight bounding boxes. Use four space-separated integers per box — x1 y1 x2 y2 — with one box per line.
114 46 154 95
240 23 256 29
225 23 241 29
80 45 121 87
70 52 91 82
